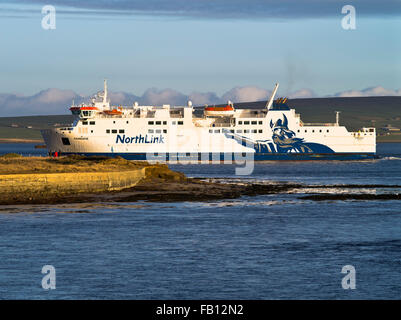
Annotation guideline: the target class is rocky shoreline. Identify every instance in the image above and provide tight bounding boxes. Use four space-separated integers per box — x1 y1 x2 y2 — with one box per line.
1 154 401 205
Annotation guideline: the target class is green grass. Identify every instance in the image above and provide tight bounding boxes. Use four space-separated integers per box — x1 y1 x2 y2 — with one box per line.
0 115 73 140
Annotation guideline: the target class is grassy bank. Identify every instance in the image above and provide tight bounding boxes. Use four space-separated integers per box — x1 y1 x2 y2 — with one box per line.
0 154 184 176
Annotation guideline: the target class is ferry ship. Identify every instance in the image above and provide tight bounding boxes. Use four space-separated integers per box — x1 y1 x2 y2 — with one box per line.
41 81 376 161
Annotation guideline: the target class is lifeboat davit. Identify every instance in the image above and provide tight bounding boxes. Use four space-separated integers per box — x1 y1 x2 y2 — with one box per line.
204 104 235 117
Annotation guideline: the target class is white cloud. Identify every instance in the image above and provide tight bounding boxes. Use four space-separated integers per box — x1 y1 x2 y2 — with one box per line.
188 91 220 105
334 86 401 97
140 88 187 106
221 86 270 103
288 88 315 98
1 85 401 116
34 88 78 104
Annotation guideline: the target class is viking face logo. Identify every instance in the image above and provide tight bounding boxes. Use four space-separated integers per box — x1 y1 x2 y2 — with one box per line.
270 115 305 151
225 113 334 154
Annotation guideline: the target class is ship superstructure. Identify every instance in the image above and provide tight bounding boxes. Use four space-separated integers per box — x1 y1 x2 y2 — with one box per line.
41 81 376 161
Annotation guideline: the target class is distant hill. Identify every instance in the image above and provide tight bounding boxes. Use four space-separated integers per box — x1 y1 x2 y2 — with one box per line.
0 115 73 141
230 96 401 132
0 96 400 142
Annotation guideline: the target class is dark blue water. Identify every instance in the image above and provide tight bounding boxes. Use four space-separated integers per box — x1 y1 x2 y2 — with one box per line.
0 143 401 299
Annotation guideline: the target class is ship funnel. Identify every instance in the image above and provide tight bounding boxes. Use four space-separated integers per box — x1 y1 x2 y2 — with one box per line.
336 111 341 126
266 83 279 110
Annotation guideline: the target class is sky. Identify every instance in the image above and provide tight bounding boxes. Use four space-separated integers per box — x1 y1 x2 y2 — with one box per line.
0 0 401 115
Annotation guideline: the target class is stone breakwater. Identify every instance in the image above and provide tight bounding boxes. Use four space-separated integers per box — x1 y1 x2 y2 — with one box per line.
0 169 147 204
1 169 146 194
0 155 186 204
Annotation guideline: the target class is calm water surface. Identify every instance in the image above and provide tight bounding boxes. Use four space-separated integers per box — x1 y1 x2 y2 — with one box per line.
0 143 400 299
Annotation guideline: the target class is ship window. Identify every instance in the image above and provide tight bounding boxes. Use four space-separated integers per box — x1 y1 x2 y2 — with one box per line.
112 129 117 134
258 121 263 125
319 130 322 133
156 129 161 133
163 129 167 133
119 129 124 133
237 130 242 133
252 129 257 133
244 121 250 125
259 130 263 133
91 130 93 133
251 121 257 125
82 121 88 125
148 121 154 125
312 130 315 133
238 121 242 125
163 121 167 125
113 121 116 124
61 137 70 145
90 121 95 125
172 121 176 125
156 121 161 125
148 129 154 133
244 129 249 133
209 129 213 133
106 129 110 133
305 130 307 133
297 130 300 133
327 130 329 132
214 129 220 133
230 130 234 133
369 128 374 132
83 111 89 116
178 121 183 125
126 121 129 124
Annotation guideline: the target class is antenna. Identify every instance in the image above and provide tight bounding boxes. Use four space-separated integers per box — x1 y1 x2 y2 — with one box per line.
266 83 279 110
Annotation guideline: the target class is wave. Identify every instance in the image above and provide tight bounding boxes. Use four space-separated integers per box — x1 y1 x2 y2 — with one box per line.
378 156 401 161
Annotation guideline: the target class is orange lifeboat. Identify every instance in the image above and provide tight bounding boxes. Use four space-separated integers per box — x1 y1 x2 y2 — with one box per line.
103 107 123 116
204 104 235 117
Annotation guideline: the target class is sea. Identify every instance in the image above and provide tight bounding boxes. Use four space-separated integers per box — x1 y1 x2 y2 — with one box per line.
0 143 401 299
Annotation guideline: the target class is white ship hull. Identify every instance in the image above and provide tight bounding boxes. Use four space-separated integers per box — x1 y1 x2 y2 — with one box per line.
41 81 376 161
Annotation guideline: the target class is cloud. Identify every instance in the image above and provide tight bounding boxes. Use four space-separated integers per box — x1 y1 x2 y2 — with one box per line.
188 91 220 105
1 85 400 116
288 88 316 98
0 89 82 116
221 86 270 103
139 88 187 106
108 91 140 105
334 86 401 97
4 0 401 19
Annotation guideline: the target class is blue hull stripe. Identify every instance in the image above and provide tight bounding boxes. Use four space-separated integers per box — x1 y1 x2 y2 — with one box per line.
61 152 378 161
